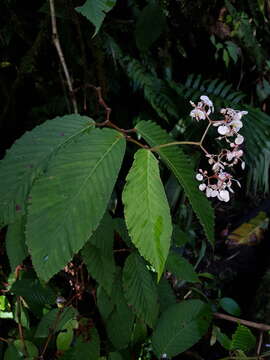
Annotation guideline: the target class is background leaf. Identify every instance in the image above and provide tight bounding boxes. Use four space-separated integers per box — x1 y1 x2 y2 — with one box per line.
157 277 177 312
105 270 135 350
26 128 125 281
0 114 94 227
136 121 215 245
152 300 212 358
122 148 172 279
35 307 77 338
166 251 199 283
122 252 159 328
10 278 56 316
59 326 100 360
82 213 116 295
76 0 116 36
219 297 241 316
135 3 166 52
230 324 256 352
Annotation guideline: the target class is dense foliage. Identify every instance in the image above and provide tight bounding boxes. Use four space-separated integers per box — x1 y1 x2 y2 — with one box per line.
1 0 270 359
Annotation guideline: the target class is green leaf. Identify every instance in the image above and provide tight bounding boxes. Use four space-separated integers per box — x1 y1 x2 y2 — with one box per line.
122 252 159 328
10 278 56 316
26 128 126 281
97 285 114 320
82 213 116 295
219 297 241 316
0 114 94 227
105 269 135 350
135 3 166 51
56 319 76 351
113 218 133 247
13 340 38 358
14 302 30 329
6 216 28 272
152 300 212 358
136 121 215 245
122 149 172 280
108 352 123 360
131 319 148 346
35 306 77 338
157 277 176 312
4 344 21 360
76 0 116 37
106 302 134 350
166 251 199 283
230 324 256 352
59 327 100 360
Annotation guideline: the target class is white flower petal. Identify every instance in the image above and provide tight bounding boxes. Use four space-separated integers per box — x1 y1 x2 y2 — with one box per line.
231 119 243 132
218 190 230 202
218 125 230 135
196 173 203 181
211 190 218 197
199 183 206 191
206 187 212 197
226 152 235 161
200 95 213 107
190 108 206 120
235 134 244 145
241 161 245 170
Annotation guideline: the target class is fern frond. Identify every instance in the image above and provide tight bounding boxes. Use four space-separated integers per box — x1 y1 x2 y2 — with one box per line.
123 56 179 122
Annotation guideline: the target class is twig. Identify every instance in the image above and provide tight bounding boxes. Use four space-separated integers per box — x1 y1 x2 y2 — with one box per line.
49 0 78 114
150 141 200 152
214 312 270 332
40 294 78 358
0 337 9 343
257 331 264 356
17 297 28 357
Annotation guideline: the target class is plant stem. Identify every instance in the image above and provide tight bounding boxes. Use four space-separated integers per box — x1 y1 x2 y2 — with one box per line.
214 312 270 332
49 0 78 114
151 141 201 152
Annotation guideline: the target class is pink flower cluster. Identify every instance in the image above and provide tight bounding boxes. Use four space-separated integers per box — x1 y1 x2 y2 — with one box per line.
190 96 248 202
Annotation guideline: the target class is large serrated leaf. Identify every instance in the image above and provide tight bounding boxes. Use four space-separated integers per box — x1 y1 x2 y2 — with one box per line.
152 300 212 358
122 252 159 328
122 149 172 280
76 0 116 37
26 128 126 281
0 114 94 227
82 213 116 295
6 216 28 272
136 121 215 245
